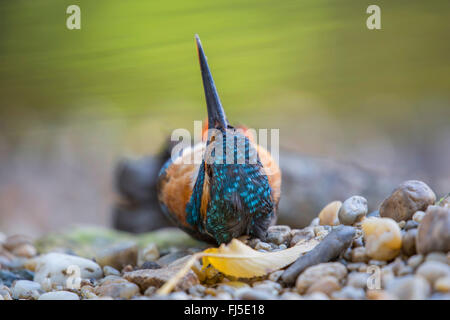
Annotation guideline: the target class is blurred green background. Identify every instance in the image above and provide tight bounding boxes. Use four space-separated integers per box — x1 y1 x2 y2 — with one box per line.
0 0 449 235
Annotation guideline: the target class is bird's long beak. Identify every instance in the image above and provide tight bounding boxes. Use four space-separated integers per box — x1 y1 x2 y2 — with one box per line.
195 35 228 130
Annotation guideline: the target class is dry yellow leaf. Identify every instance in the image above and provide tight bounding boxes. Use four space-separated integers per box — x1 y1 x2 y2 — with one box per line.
157 238 319 295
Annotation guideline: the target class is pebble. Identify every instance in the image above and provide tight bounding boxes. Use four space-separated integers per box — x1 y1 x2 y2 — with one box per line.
266 225 291 245
156 250 191 267
38 291 79 300
338 196 368 226
138 243 159 265
402 229 417 256
331 286 365 300
0 269 34 287
0 285 12 300
346 272 370 289
379 180 436 222
412 211 426 223
318 201 342 226
3 235 32 252
425 252 448 264
416 206 450 254
366 290 395 300
280 291 303 300
362 217 402 261
290 228 315 247
295 262 347 294
404 220 419 230
96 241 138 270
95 277 140 299
434 276 450 292
306 276 341 296
235 287 276 300
124 255 199 291
351 247 368 263
407 254 424 269
255 241 273 251
252 280 282 295
386 275 431 300
12 244 37 258
103 266 121 276
11 280 42 300
30 252 103 288
416 261 450 286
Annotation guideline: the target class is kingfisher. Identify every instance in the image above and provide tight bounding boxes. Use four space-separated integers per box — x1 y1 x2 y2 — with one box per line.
157 35 281 244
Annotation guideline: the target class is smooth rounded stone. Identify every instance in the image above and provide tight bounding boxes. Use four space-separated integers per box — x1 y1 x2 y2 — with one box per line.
398 220 406 229
425 252 448 264
96 241 138 270
352 236 364 248
362 217 402 261
12 244 37 258
416 261 450 286
407 254 424 269
386 275 431 300
379 180 436 222
331 286 365 300
3 235 32 252
402 229 417 256
138 261 161 270
11 280 42 300
95 278 140 299
80 285 98 299
306 276 341 296
168 291 190 300
351 247 369 263
318 201 342 226
103 266 120 277
156 250 191 267
38 291 79 300
346 262 367 272
30 252 103 288
346 272 370 289
416 206 450 254
412 211 426 223
404 220 419 231
188 284 206 296
0 285 12 300
366 290 396 300
124 255 199 291
215 292 232 300
0 269 34 287
280 292 303 300
235 287 276 300
303 292 329 300
295 262 347 294
252 280 282 296
255 241 273 251
290 227 315 247
138 243 159 265
338 196 368 226
144 286 157 296
430 293 450 300
268 270 284 282
266 225 292 245
434 276 450 292
309 217 320 227
367 210 380 218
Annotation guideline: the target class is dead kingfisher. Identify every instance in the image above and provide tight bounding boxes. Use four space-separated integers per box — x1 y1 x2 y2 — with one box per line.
157 35 281 244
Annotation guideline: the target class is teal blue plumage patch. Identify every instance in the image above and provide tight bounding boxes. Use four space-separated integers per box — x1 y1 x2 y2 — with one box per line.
186 130 274 244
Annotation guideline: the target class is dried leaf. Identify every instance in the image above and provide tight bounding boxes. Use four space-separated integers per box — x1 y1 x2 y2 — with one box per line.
157 238 318 295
